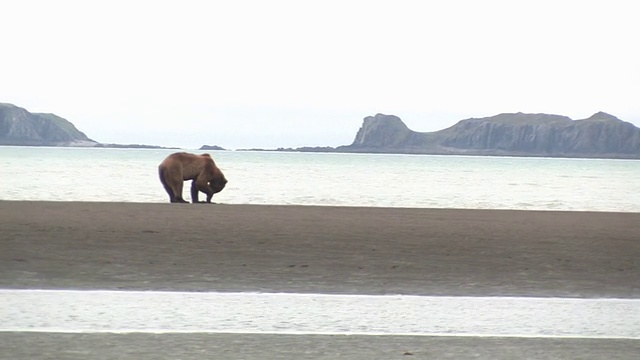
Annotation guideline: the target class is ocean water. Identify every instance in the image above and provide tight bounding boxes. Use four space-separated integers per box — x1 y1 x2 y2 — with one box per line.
2 290 639 339
1 146 639 212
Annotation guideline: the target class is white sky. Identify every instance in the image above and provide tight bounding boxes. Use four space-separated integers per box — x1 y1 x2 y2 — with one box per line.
1 0 639 149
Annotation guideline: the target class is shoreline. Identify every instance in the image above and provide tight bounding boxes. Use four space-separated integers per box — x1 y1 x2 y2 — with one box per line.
4 199 640 213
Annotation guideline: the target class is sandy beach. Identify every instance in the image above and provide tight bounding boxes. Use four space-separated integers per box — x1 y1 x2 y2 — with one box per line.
1 201 639 359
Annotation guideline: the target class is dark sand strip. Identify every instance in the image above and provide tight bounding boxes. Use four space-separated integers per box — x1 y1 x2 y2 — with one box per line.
2 201 639 297
1 333 639 360
2 201 640 359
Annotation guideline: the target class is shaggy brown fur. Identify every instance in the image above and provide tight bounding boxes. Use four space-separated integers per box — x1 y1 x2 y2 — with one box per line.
158 152 227 203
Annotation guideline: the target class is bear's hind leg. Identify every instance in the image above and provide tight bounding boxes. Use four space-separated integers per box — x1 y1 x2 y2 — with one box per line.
171 180 188 203
159 168 179 203
163 175 187 203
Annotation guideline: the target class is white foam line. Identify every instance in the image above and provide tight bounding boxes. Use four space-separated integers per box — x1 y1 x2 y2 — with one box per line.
3 289 636 302
6 328 640 340
1 290 639 339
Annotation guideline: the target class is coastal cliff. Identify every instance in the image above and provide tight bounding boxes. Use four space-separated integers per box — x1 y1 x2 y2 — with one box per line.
0 103 177 149
0 103 97 146
336 112 640 158
4 101 639 158
348 114 429 150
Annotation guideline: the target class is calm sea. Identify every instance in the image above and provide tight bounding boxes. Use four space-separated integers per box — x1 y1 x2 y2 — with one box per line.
1 146 639 212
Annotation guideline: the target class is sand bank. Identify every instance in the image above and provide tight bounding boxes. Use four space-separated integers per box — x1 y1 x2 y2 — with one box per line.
2 201 639 297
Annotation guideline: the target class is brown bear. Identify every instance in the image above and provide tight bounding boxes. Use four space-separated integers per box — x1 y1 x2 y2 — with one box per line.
158 152 227 203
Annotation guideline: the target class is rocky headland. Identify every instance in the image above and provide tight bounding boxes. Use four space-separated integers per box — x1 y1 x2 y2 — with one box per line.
0 103 175 149
332 112 640 159
0 103 97 146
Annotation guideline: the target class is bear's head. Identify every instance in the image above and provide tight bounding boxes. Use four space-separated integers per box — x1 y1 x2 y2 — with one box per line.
209 176 227 194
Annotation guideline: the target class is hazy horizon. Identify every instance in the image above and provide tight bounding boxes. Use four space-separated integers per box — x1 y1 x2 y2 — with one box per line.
3 103 635 150
2 0 638 149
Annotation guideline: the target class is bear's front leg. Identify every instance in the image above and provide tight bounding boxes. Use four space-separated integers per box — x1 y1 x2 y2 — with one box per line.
190 180 205 203
193 178 214 204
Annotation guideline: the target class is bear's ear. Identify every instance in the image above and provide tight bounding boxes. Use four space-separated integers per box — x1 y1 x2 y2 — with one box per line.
201 153 212 158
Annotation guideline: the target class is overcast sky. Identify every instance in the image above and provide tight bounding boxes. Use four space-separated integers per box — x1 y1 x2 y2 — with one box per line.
2 0 638 149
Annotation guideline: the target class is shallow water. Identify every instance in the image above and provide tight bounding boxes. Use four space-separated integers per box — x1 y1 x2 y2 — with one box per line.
1 146 639 211
1 290 639 339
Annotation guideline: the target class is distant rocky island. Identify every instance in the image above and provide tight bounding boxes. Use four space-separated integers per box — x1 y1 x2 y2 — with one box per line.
3 102 639 158
0 103 176 149
268 112 639 159
330 112 640 159
198 145 226 151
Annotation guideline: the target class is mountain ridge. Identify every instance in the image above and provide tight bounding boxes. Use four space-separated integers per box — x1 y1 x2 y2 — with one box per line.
0 103 176 149
0 103 96 146
333 112 640 158
3 102 639 158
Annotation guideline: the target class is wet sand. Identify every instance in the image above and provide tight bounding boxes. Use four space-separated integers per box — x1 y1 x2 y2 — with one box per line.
1 201 639 359
2 332 639 360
